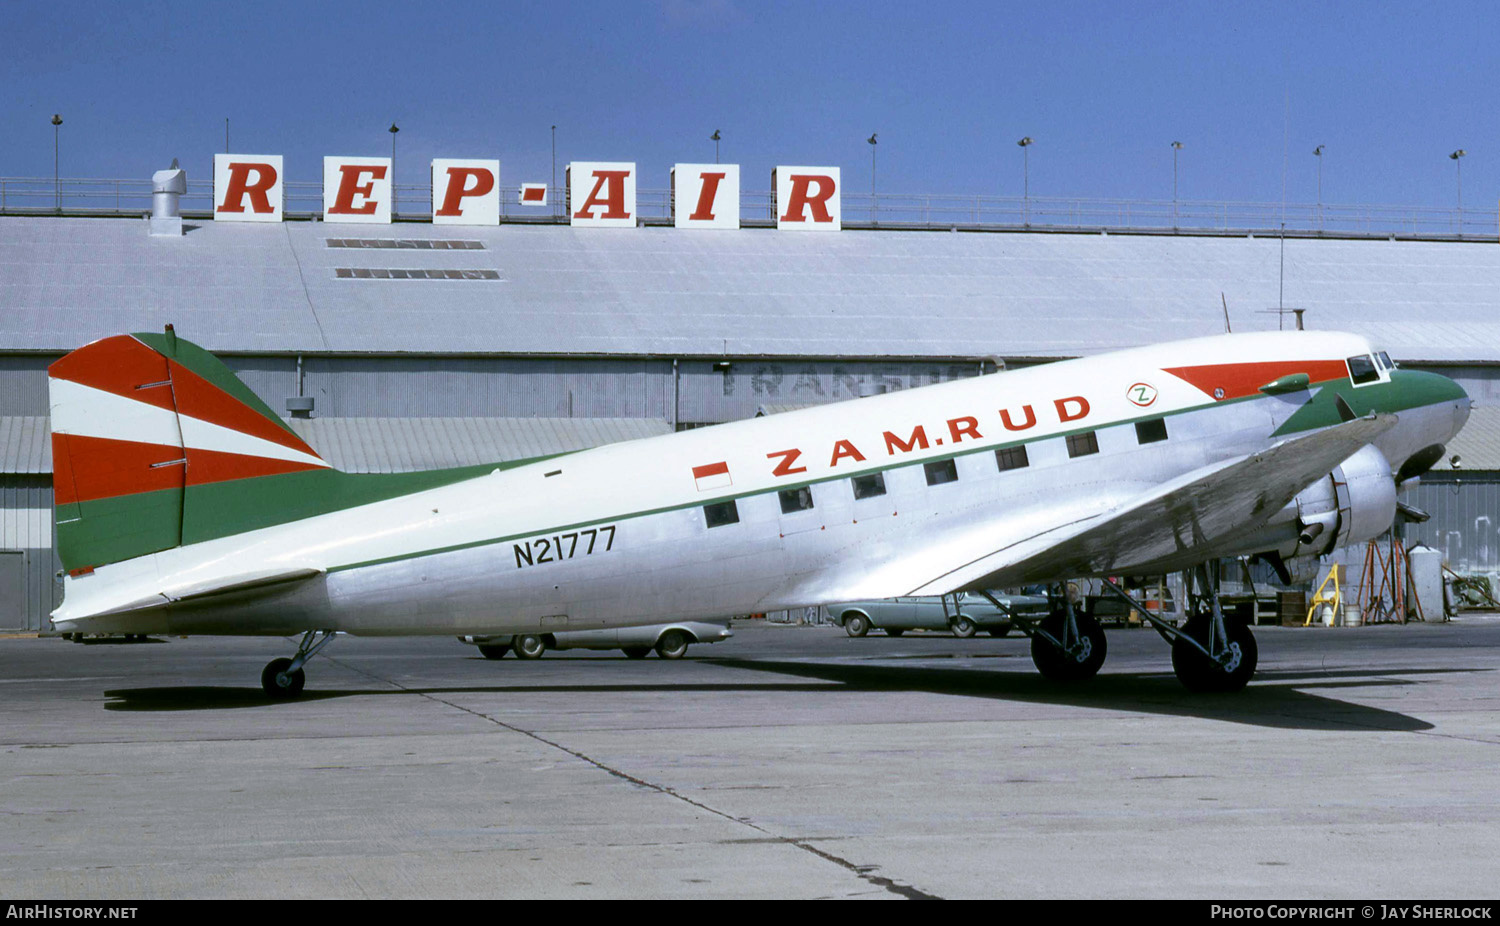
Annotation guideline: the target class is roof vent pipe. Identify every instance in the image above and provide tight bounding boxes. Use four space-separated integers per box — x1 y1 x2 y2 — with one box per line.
149 159 186 237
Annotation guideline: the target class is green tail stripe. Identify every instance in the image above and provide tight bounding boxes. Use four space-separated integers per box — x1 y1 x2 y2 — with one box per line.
131 332 300 439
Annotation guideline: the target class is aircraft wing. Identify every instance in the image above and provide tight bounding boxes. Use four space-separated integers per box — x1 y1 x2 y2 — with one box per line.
896 413 1398 597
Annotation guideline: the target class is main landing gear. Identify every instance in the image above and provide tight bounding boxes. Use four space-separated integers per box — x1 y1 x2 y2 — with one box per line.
979 563 1259 692
261 630 338 699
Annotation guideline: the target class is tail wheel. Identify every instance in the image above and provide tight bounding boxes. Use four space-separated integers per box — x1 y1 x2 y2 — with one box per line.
951 616 977 638
1030 611 1107 681
655 629 690 659
477 644 510 660
1171 616 1257 692
513 634 547 659
261 658 305 699
843 613 870 637
622 646 652 659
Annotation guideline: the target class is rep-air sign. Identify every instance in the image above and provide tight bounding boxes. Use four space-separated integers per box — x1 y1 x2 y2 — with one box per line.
213 150 843 231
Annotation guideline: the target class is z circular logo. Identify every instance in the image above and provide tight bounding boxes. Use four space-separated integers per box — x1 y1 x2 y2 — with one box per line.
1127 383 1158 407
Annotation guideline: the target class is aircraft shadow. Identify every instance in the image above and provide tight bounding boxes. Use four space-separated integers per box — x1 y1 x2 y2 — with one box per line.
705 657 1448 732
101 656 1466 731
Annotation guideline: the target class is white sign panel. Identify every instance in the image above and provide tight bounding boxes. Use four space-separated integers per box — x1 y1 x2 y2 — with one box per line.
518 183 548 206
214 154 284 222
672 164 740 229
568 161 636 228
431 159 500 225
323 156 393 224
774 166 841 231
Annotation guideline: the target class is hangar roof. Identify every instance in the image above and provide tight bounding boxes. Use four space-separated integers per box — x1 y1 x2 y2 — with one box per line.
2 216 1498 362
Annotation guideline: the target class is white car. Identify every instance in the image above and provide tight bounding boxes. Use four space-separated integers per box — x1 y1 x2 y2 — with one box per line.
458 621 733 660
830 592 1050 638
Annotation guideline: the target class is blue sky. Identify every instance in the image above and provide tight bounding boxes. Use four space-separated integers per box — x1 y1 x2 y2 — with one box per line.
3 0 1495 209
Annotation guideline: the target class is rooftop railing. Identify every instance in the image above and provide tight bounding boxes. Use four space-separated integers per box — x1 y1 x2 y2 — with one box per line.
2 175 1495 241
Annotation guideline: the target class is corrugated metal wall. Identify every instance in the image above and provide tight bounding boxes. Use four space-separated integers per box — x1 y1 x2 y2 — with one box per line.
1405 476 1500 574
0 476 59 631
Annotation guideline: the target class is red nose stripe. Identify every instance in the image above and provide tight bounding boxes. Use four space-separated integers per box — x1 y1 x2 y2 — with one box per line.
1162 360 1349 401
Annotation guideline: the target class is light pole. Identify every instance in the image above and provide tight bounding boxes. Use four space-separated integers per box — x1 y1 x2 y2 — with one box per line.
551 125 557 211
711 129 721 164
1314 146 1326 231
867 133 878 221
1171 140 1183 225
225 117 230 154
1017 136 1033 224
1450 149 1466 219
388 123 399 212
51 114 63 213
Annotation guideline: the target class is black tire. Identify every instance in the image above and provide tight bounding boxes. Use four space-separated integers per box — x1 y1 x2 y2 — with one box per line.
952 616 977 638
655 630 690 659
843 613 870 637
1030 611 1107 681
988 623 1012 638
885 628 905 637
261 657 305 699
622 646 652 659
513 634 546 660
477 644 510 660
1171 615 1257 693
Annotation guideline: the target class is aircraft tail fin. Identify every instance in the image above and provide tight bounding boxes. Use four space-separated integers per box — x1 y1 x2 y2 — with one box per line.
49 329 333 574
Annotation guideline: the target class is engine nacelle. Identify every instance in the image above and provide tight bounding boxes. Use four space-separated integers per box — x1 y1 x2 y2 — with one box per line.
1284 444 1397 558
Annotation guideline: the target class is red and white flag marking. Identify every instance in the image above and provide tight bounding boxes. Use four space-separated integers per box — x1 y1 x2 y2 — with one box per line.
692 461 732 492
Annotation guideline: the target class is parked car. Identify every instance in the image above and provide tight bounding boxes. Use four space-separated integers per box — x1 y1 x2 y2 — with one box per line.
830 592 1049 638
458 621 733 660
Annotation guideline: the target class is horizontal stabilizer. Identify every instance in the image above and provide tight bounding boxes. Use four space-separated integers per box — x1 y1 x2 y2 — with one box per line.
87 566 325 617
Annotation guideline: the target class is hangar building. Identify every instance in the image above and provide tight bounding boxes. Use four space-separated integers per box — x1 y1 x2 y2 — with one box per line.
2 209 1497 630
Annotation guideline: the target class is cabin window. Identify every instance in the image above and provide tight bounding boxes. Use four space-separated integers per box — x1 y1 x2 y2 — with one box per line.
1347 354 1380 385
1066 431 1099 458
852 472 887 499
779 486 815 514
924 459 959 485
995 445 1030 471
1135 418 1168 444
703 500 739 528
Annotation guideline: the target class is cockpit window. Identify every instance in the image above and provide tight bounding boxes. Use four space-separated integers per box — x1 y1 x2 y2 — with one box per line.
1378 351 1394 370
1347 354 1380 385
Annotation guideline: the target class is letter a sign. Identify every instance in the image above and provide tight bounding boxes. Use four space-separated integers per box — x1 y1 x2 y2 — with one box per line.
568 162 636 228
214 154 284 222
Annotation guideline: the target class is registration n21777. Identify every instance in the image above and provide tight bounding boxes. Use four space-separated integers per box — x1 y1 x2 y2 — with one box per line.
513 525 616 569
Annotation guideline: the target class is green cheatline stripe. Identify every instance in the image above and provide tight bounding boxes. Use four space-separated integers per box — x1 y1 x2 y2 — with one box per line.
332 370 1453 575
325 388 1304 574
133 331 302 441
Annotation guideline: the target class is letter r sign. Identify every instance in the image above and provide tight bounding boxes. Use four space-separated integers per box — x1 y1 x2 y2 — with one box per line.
214 154 284 222
774 166 841 231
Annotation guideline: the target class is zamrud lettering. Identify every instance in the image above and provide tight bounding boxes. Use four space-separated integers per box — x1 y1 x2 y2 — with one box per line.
1055 396 1090 422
